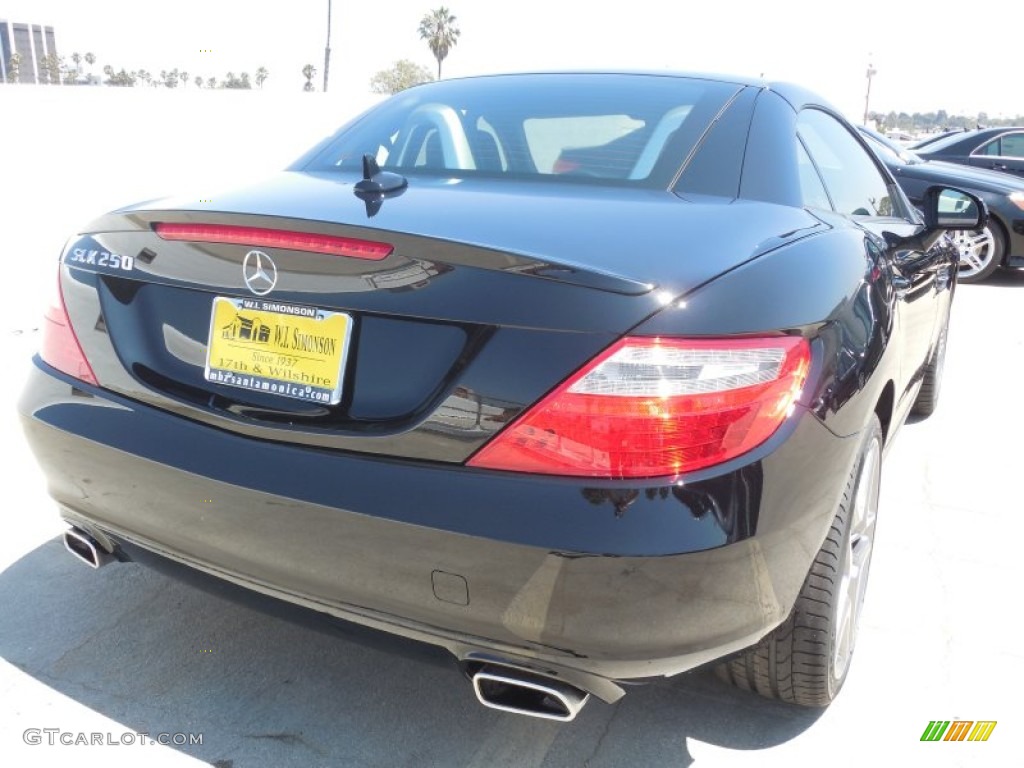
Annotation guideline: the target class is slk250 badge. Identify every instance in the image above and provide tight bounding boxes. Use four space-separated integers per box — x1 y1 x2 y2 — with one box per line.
67 248 134 271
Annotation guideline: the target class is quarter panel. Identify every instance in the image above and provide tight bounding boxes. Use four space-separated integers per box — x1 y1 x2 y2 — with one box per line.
635 225 898 440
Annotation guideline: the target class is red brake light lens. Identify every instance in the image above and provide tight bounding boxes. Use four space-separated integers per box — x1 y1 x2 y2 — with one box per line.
154 223 394 260
468 336 811 479
41 275 98 386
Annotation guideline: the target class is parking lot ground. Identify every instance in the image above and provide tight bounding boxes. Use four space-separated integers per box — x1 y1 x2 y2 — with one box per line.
1 272 1021 767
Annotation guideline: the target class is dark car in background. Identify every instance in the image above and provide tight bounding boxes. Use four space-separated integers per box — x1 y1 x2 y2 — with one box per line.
907 129 964 151
20 72 983 721
916 127 1024 178
860 126 1024 282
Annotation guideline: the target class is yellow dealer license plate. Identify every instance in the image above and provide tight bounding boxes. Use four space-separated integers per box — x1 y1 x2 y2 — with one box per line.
205 297 351 405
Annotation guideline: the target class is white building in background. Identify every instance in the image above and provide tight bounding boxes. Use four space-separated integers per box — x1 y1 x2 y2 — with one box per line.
1 20 59 84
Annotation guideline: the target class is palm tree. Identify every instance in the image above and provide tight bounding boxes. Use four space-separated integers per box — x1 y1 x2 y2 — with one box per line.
302 64 317 92
255 67 269 89
418 7 460 80
83 52 96 83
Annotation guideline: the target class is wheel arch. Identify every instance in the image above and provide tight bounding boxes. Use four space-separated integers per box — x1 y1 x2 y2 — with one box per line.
988 214 1010 266
874 380 895 445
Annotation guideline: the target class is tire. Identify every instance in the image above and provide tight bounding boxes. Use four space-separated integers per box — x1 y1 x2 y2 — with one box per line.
716 415 883 707
911 300 950 418
952 221 1004 283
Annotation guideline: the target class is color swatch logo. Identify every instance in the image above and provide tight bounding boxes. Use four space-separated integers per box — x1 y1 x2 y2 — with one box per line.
921 721 997 742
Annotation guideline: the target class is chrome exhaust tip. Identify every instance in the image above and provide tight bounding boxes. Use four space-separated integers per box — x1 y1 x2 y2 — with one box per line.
63 528 113 569
472 665 590 721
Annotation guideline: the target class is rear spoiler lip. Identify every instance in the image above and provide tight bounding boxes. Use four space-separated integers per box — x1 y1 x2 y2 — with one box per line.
76 210 658 297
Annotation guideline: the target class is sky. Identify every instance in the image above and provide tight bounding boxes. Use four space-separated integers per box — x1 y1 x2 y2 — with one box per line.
4 0 1020 121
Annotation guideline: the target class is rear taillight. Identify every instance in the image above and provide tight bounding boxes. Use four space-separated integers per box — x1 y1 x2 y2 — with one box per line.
40 274 98 385
154 223 394 260
468 336 811 479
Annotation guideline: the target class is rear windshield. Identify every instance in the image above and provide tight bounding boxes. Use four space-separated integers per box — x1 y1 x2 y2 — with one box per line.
919 131 975 153
303 74 740 188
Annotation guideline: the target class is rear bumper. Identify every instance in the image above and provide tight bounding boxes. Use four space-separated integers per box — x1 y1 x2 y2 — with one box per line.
20 359 859 699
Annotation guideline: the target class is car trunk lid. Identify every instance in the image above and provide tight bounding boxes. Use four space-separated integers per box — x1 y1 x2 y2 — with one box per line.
58 172 823 462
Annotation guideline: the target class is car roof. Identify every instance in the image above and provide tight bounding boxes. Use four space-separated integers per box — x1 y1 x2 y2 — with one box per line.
432 70 840 117
440 70 765 87
921 126 1024 153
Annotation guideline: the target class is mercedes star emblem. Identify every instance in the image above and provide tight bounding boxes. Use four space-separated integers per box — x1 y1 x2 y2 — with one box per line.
242 250 278 296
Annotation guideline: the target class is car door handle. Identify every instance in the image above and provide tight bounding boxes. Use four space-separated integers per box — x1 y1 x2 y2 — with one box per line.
892 274 911 298
991 163 1008 171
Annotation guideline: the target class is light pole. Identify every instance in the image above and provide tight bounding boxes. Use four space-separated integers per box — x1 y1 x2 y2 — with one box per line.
323 0 332 93
863 57 877 126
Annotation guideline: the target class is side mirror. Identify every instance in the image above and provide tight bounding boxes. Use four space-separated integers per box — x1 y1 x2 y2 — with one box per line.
922 185 988 231
887 185 990 257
